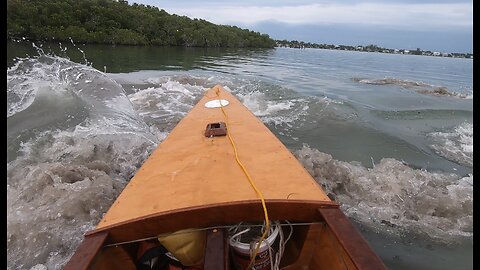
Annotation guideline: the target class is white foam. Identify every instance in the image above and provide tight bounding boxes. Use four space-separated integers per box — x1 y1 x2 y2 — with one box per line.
295 145 473 241
7 56 162 269
234 91 312 129
29 264 47 270
428 122 473 167
127 80 207 132
8 123 159 269
237 91 293 116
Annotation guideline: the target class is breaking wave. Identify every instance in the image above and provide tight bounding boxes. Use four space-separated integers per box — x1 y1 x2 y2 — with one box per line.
7 55 159 270
295 145 473 242
428 122 473 167
225 82 349 134
127 78 208 134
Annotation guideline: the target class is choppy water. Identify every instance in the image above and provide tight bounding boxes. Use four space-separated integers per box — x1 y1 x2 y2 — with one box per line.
7 41 472 269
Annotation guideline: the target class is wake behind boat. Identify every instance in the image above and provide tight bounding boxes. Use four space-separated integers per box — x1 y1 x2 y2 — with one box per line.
65 85 386 270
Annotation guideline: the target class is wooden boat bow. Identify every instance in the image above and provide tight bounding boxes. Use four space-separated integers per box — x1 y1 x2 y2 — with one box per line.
64 85 386 270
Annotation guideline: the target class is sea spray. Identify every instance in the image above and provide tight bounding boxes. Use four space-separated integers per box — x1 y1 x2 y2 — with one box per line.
7 55 158 269
428 122 473 167
127 78 208 133
295 145 473 242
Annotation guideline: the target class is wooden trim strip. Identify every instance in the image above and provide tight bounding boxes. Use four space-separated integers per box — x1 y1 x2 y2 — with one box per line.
63 231 109 270
317 208 387 270
86 200 339 244
203 228 229 270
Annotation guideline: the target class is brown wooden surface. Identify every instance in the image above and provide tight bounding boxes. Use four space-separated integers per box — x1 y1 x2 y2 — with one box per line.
96 85 330 230
88 200 339 244
318 208 387 270
281 224 323 269
204 228 229 270
309 224 356 270
280 222 357 270
89 245 136 270
63 231 108 270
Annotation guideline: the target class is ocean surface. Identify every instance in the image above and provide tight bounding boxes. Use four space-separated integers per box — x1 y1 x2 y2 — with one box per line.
7 41 473 270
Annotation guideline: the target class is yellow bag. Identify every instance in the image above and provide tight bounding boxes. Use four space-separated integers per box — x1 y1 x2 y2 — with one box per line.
158 229 206 266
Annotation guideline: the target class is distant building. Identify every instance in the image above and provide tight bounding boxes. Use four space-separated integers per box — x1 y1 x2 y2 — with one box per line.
273 39 463 58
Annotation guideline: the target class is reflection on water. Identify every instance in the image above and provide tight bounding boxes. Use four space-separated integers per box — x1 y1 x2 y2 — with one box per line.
7 41 275 73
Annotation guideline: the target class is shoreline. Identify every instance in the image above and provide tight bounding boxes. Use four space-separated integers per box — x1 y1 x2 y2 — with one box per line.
275 44 473 59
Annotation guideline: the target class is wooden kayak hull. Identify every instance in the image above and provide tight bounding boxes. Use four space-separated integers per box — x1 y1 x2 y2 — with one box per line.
64 85 386 270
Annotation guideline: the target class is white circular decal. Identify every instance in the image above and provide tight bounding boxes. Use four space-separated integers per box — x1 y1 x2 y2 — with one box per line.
205 99 229 108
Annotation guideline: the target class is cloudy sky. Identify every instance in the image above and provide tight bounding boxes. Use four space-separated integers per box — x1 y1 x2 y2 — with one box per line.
131 0 473 53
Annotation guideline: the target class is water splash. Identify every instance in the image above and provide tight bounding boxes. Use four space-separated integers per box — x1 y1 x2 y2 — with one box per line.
295 145 473 242
7 55 158 269
428 122 473 167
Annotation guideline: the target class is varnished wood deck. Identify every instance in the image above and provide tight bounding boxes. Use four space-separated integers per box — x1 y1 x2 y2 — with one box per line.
97 85 330 230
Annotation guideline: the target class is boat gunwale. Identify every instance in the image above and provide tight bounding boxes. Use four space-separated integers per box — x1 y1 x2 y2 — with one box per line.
87 199 339 243
66 200 387 270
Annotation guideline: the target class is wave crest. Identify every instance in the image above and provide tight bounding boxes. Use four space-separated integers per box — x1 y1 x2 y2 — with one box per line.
428 122 473 167
295 145 473 242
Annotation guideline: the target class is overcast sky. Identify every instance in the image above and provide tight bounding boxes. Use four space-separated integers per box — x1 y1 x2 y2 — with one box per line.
130 0 473 53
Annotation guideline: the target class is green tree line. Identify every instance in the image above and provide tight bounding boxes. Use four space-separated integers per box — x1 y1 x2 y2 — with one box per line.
7 0 276 48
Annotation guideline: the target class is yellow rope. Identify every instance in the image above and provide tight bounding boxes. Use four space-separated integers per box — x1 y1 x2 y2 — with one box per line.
214 87 270 269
